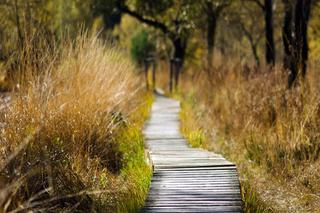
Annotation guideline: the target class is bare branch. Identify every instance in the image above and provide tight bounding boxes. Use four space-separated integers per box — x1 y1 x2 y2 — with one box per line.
117 4 170 35
246 0 265 10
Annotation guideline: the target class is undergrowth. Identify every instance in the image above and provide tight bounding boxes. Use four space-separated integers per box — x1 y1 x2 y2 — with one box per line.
180 97 206 148
180 60 320 212
0 33 152 212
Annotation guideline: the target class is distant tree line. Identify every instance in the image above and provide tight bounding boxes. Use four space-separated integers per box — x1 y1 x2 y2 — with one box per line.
0 0 319 88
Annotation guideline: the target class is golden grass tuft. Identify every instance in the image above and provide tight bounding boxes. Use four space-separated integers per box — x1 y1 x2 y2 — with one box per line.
0 33 151 212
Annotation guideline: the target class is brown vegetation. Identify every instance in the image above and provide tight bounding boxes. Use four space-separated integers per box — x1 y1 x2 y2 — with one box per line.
180 59 320 212
0 34 152 212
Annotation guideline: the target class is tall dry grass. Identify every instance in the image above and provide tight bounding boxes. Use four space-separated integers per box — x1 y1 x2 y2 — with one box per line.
181 60 320 211
0 33 151 212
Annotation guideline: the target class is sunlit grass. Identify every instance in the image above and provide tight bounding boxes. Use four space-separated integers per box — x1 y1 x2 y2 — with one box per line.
180 100 206 148
180 61 320 211
0 33 152 212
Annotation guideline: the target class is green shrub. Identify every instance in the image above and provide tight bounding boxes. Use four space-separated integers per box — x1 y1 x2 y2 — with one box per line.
130 30 155 66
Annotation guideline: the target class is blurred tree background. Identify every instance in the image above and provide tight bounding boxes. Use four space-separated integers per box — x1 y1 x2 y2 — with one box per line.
0 0 320 87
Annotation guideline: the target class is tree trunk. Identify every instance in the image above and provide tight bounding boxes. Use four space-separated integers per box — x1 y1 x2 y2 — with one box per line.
282 0 293 69
239 22 261 67
152 61 156 89
294 0 311 79
169 59 174 93
282 0 296 87
171 37 186 91
284 0 312 88
173 37 186 62
251 43 260 67
144 61 149 90
206 3 217 69
264 0 276 65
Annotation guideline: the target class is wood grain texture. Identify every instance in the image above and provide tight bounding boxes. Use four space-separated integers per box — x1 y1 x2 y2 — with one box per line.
141 95 242 212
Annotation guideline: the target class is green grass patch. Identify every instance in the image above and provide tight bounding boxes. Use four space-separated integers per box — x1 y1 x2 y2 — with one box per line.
115 126 152 212
180 92 207 149
187 130 205 148
114 93 153 212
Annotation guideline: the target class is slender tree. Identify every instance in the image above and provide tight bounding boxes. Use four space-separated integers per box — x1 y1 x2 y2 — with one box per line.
115 0 194 91
282 0 312 87
202 1 231 68
239 22 263 66
282 0 294 72
249 0 276 66
294 0 312 79
228 2 264 67
264 0 276 65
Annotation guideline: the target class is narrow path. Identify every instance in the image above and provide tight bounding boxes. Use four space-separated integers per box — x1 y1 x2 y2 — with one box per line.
141 95 242 212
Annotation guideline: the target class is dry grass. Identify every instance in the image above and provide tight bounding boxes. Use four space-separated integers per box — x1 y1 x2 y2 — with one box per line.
0 33 152 212
180 60 320 212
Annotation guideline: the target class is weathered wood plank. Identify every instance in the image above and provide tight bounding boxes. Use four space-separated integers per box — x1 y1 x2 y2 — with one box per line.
141 206 242 212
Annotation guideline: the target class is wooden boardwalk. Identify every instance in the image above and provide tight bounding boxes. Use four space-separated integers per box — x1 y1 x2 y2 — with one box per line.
141 95 242 213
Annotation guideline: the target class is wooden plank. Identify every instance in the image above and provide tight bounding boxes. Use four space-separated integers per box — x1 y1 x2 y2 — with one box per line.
146 193 242 197
152 173 239 176
155 166 237 170
153 164 235 169
141 206 242 212
144 201 243 206
150 181 239 184
146 197 241 201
